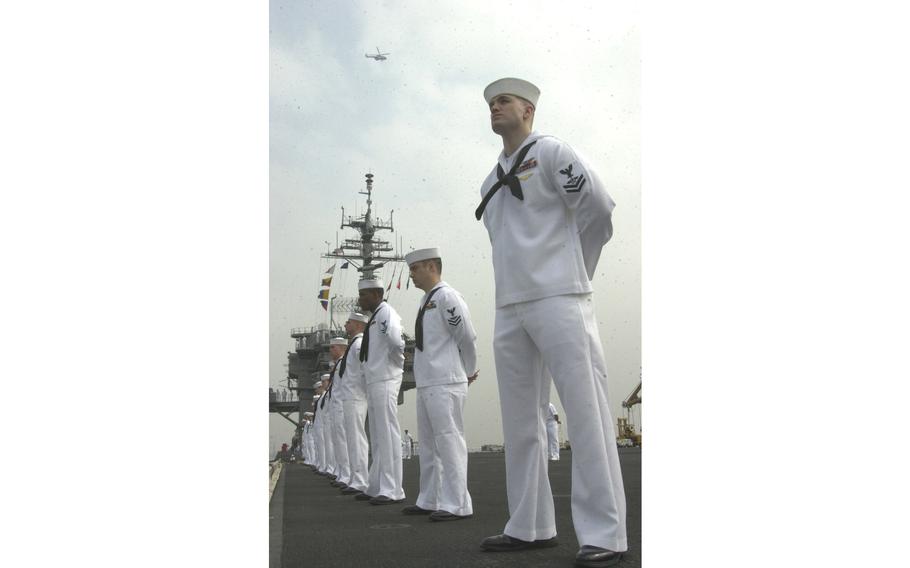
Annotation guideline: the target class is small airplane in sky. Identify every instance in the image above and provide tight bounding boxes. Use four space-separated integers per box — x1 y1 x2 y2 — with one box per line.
365 47 390 61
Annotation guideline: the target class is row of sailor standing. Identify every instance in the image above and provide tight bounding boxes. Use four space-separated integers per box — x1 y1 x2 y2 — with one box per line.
302 76 627 567
302 314 373 496
299 277 408 504
269 387 297 402
298 247 479 521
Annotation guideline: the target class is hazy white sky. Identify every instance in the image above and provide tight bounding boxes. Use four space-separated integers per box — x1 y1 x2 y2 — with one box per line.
269 0 640 454
8 3 909 563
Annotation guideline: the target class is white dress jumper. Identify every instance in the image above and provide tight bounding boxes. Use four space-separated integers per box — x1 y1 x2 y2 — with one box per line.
480 131 627 552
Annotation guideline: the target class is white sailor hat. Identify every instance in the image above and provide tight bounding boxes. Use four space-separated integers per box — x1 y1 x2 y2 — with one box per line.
304 411 314 416
484 77 540 107
312 381 323 388
347 311 369 323
358 278 385 291
329 337 347 346
404 247 441 266
321 373 331 381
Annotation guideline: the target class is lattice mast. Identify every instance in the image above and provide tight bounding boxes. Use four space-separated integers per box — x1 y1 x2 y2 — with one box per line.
323 173 404 279
322 174 405 326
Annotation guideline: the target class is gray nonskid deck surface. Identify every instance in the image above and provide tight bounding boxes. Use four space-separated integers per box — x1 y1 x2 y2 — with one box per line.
276 448 640 567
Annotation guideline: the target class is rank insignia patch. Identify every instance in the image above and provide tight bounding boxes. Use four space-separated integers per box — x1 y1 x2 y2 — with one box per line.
559 163 587 193
517 157 537 174
380 320 389 334
446 307 462 326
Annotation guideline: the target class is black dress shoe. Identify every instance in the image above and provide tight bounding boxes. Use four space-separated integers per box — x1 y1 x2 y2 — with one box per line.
354 493 373 501
575 545 623 567
429 510 472 522
330 481 347 488
480 533 559 552
341 487 362 495
369 495 405 505
401 505 434 515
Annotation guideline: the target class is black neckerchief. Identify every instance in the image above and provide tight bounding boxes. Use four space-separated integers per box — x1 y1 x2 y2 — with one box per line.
475 140 538 220
415 285 445 351
359 302 385 362
321 358 340 406
338 334 360 378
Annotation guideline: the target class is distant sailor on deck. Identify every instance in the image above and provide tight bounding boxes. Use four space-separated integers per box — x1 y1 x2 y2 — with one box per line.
401 247 478 522
546 402 561 461
357 278 407 505
337 312 370 496
476 77 628 567
402 429 413 460
327 337 351 489
302 412 314 465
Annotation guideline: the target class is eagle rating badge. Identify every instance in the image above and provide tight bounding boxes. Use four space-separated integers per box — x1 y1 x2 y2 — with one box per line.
446 307 462 326
559 163 586 193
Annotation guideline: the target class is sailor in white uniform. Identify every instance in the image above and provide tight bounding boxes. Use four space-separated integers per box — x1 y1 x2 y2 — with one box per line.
302 412 314 465
308 394 319 469
401 247 478 522
307 407 319 469
357 278 407 505
327 337 351 488
476 78 627 567
317 375 336 476
320 377 339 478
337 312 371 496
311 382 327 473
300 414 310 463
402 429 413 460
546 402 561 461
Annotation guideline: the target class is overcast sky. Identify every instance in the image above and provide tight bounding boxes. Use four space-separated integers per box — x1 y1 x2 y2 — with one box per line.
7 3 910 563
269 0 640 455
